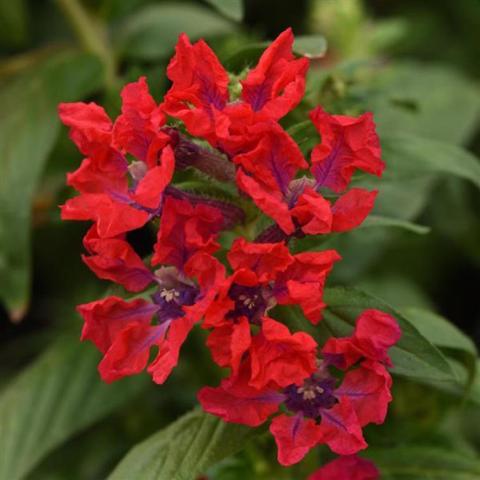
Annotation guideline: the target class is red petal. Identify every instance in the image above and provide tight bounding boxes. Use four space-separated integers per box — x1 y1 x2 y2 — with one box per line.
227 238 293 282
291 187 333 235
270 414 323 466
308 455 379 480
148 315 195 384
236 168 295 234
318 397 367 455
310 107 384 192
336 361 393 426
331 188 377 232
82 226 153 291
78 296 157 353
198 363 282 427
249 317 317 390
241 28 309 120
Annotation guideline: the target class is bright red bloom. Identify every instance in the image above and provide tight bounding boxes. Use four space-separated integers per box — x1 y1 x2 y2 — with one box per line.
273 250 342 324
202 238 339 385
113 77 169 167
152 196 222 269
308 455 379 480
310 107 384 193
59 78 175 238
234 123 379 237
78 252 223 384
163 28 308 153
199 309 400 466
249 317 318 390
82 225 153 292
240 28 309 119
322 309 401 369
78 195 225 384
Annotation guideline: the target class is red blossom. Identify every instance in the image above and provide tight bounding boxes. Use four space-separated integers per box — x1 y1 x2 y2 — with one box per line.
308 455 380 480
310 106 384 193
82 225 153 292
322 309 401 368
199 309 400 466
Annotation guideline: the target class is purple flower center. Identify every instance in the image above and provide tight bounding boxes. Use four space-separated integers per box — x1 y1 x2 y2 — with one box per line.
284 376 337 419
228 283 267 324
152 270 199 323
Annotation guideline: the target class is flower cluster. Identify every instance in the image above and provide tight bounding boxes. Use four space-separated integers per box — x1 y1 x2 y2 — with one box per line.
60 28 400 467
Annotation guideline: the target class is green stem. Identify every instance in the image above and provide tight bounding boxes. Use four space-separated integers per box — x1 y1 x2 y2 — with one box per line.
55 0 116 87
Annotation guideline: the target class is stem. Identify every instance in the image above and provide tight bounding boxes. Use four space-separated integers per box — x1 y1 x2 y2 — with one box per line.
55 0 116 87
167 128 236 183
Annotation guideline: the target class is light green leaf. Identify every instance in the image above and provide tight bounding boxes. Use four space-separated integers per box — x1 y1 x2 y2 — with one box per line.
108 409 260 480
113 3 234 61
203 0 243 22
323 287 457 383
293 35 328 59
370 62 480 146
0 337 147 480
0 50 102 320
367 445 480 479
403 308 477 358
381 133 480 191
360 215 430 234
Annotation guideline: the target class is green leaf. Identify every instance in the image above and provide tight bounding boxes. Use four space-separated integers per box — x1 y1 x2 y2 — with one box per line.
0 0 27 47
108 409 260 480
293 35 328 59
370 62 480 145
225 34 327 72
113 3 234 61
323 287 457 382
381 133 480 191
403 308 477 358
0 336 147 480
203 0 243 22
367 445 480 479
0 50 102 320
359 215 430 234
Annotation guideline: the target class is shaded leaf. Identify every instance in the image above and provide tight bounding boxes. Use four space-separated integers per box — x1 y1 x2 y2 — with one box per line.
370 62 480 145
293 35 328 59
203 0 243 22
360 215 430 234
113 3 234 61
0 336 147 480
381 133 480 191
367 445 480 479
109 409 260 480
0 0 27 47
0 50 102 320
403 308 477 358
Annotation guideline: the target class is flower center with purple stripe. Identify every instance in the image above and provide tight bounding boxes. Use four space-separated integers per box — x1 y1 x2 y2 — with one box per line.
227 283 267 324
284 376 337 419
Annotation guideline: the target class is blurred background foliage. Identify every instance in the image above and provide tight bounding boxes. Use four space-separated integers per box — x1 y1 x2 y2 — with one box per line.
0 0 480 478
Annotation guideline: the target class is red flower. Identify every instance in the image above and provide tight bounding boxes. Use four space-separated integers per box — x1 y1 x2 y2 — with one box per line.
202 238 339 384
310 107 384 193
240 28 309 119
308 455 379 480
59 78 175 238
163 28 308 154
82 225 153 292
78 196 225 384
152 196 223 269
234 122 379 237
322 309 401 369
199 309 400 466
